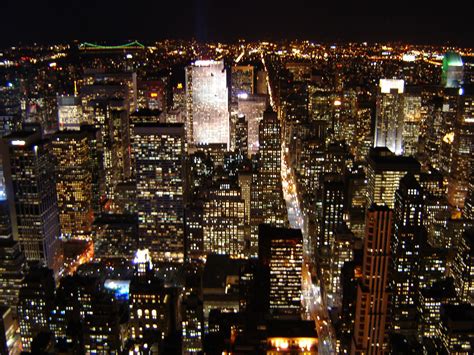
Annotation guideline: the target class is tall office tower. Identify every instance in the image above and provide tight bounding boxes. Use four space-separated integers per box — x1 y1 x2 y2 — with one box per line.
129 274 174 350
0 114 21 199
418 278 457 340
185 202 204 262
233 114 248 156
57 95 83 130
182 293 203 354
441 52 464 88
250 108 287 254
231 65 254 99
258 225 303 318
375 79 405 155
438 304 474 353
81 71 138 113
93 214 138 260
258 107 285 221
391 174 426 337
423 94 444 169
438 89 460 176
256 70 268 95
237 93 267 156
448 87 474 208
83 292 124 354
0 200 26 315
133 123 186 262
366 147 421 209
203 181 246 258
1 131 61 275
17 266 55 352
318 176 345 298
80 125 103 214
324 141 350 176
329 226 355 308
52 130 93 239
91 99 131 199
351 205 392 355
238 171 252 226
465 177 474 220
137 77 170 112
402 89 422 156
185 60 230 146
354 107 373 162
451 229 474 304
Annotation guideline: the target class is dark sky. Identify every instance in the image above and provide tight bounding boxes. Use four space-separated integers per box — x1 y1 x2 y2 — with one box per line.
2 1 474 46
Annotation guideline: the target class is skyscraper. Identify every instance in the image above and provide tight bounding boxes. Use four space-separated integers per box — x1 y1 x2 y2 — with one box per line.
185 60 230 147
391 174 426 337
441 52 464 89
133 123 186 262
17 266 55 352
231 65 254 99
402 89 422 156
366 147 421 209
448 87 474 208
375 79 405 155
203 181 246 258
1 131 61 275
258 224 303 318
52 130 93 239
351 205 392 354
451 229 474 304
250 108 287 253
57 95 83 131
0 200 26 316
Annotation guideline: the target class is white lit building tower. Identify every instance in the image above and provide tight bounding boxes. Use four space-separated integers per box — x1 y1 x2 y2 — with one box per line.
185 60 230 147
375 79 405 155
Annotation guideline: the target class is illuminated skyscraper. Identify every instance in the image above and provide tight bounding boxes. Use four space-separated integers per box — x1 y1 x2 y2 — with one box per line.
451 229 474 304
402 89 422 156
438 304 474 353
17 266 55 352
233 114 248 157
441 52 464 89
391 174 426 337
52 130 93 239
133 123 185 262
231 65 254 99
237 94 268 156
185 60 230 146
448 87 474 208
250 108 287 253
258 225 303 318
0 200 26 316
351 205 392 354
1 131 61 275
129 274 174 351
367 147 421 209
375 79 405 155
83 292 124 354
318 175 345 299
203 181 246 258
88 98 131 202
57 95 83 131
257 107 286 222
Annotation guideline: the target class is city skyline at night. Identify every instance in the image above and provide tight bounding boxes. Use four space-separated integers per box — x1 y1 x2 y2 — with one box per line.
0 7 473 354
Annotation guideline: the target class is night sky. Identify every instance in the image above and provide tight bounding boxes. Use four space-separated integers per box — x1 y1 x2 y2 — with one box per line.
2 0 474 46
